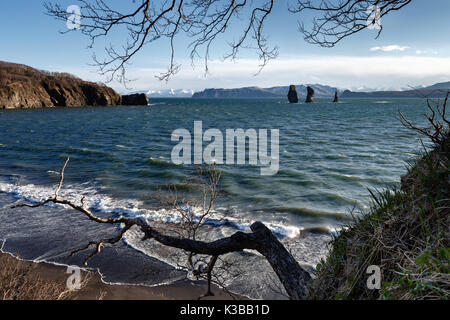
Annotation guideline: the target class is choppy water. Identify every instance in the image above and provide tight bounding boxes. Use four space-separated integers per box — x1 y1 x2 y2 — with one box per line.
0 98 427 299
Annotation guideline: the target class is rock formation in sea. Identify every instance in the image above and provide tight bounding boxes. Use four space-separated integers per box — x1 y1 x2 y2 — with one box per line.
287 85 299 103
0 61 124 109
192 84 340 99
122 93 149 106
305 86 315 103
333 91 339 103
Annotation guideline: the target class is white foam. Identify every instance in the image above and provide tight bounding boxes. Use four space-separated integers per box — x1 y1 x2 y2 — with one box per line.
326 226 344 237
0 179 304 239
0 180 336 300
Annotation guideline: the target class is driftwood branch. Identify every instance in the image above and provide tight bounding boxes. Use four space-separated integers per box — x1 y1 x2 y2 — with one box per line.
12 159 311 299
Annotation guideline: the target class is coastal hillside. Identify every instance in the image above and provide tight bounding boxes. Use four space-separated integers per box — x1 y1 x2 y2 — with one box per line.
192 84 338 98
309 101 450 299
342 81 450 98
0 61 122 109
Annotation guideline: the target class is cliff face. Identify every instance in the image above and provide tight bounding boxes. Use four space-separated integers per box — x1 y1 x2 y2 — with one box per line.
122 93 149 106
0 61 122 109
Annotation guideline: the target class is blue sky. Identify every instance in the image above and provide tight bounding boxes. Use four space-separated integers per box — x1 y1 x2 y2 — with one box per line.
1 0 449 92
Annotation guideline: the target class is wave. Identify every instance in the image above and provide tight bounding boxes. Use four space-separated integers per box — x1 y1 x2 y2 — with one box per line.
114 144 130 150
262 206 350 220
321 192 360 206
325 172 380 183
0 179 311 240
324 154 349 160
148 157 181 168
276 178 318 187
136 168 186 180
277 169 308 179
374 101 391 104
68 146 114 158
0 239 184 291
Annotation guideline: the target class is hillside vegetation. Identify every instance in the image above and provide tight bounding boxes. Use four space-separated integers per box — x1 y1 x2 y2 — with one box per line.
309 96 450 299
0 61 121 109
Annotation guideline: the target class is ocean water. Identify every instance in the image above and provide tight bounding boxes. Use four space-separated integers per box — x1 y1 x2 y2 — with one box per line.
0 98 428 299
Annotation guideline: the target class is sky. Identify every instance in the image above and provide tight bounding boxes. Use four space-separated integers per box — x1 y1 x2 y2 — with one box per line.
0 0 450 93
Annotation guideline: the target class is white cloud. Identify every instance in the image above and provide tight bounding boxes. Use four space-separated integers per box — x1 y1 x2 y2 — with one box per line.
59 55 450 92
416 49 438 55
370 45 410 52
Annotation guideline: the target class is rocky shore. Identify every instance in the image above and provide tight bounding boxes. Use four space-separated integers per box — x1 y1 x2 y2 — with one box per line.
0 61 148 109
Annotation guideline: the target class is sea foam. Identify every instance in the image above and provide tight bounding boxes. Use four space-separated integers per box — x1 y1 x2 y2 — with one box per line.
0 179 307 240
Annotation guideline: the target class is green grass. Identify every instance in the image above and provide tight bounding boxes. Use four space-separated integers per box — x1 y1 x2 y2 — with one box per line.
308 127 449 300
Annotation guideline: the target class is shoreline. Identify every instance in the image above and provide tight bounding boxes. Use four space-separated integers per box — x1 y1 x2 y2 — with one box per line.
0 250 241 300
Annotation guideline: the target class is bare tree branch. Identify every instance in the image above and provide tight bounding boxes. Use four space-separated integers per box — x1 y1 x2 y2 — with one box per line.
44 1 411 85
290 0 412 47
12 159 311 299
44 0 278 85
399 91 450 150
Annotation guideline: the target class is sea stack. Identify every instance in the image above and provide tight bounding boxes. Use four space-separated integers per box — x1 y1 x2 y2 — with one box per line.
287 85 299 103
121 93 149 106
333 91 339 103
305 86 314 103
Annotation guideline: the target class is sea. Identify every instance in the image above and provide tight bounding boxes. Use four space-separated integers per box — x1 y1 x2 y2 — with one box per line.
0 98 429 299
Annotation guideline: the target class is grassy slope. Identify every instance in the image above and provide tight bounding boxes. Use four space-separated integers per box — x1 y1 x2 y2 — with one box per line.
309 125 449 299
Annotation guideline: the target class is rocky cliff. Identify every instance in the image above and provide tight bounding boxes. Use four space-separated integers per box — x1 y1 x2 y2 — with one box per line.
0 61 122 109
122 93 149 105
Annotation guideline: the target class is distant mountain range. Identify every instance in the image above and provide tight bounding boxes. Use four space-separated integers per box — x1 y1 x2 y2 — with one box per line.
129 81 450 100
147 88 196 98
192 84 338 99
122 88 196 98
341 81 450 98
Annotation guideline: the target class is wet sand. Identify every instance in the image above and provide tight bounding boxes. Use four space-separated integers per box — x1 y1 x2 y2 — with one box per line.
0 251 240 300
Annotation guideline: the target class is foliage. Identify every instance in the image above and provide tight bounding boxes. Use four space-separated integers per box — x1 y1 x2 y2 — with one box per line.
309 94 450 300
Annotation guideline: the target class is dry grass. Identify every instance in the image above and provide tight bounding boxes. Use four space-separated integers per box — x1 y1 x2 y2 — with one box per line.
0 61 80 88
309 97 450 300
1 257 66 300
0 254 93 300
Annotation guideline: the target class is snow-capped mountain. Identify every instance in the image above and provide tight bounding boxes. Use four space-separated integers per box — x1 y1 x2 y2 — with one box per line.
121 88 196 98
146 89 196 97
349 86 407 92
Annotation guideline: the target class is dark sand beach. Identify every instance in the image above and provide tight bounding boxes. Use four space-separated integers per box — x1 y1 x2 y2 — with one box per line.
0 251 239 300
